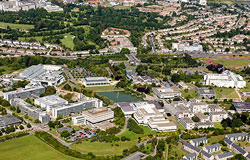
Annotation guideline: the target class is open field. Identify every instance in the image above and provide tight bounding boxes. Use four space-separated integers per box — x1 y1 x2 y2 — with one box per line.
61 34 75 50
214 87 239 99
207 0 235 4
213 122 223 129
168 144 187 159
85 85 123 92
71 139 137 155
0 22 34 30
0 135 80 160
118 126 157 141
206 57 250 68
207 135 225 145
18 36 43 42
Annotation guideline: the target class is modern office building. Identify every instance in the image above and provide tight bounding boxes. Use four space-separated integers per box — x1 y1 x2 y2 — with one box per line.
51 98 102 118
72 107 114 125
0 115 22 129
17 64 64 86
204 70 246 88
3 86 45 101
82 77 110 86
197 88 216 99
35 95 68 112
152 87 181 99
10 98 50 123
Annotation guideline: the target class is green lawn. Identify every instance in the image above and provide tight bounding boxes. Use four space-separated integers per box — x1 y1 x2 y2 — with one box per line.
180 88 199 99
207 135 225 145
70 140 137 155
214 87 239 99
61 33 75 50
0 22 34 30
117 126 157 141
18 36 43 42
168 144 187 159
213 122 223 129
85 85 123 92
0 135 80 160
212 58 250 67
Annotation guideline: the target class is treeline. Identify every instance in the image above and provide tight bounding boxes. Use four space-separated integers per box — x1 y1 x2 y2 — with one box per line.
0 131 28 143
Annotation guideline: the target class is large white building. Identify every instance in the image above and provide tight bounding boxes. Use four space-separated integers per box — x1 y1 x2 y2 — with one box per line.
34 95 68 112
119 101 176 132
72 107 114 125
204 71 246 88
82 77 110 86
17 64 65 86
3 86 45 101
209 111 228 122
51 98 102 118
152 87 181 99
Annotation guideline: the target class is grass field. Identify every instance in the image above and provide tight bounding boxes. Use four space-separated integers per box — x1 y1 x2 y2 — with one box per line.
85 85 123 92
168 144 187 159
61 33 75 50
180 88 199 99
212 58 250 67
0 22 34 30
0 135 80 160
214 87 239 99
70 139 137 155
118 126 157 141
207 0 235 4
213 122 223 129
207 135 225 145
18 36 43 42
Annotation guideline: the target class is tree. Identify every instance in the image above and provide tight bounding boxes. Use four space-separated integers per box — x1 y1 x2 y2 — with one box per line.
192 116 200 122
34 119 41 123
27 123 31 128
61 130 71 138
120 48 130 55
16 107 21 113
19 125 24 130
171 74 180 83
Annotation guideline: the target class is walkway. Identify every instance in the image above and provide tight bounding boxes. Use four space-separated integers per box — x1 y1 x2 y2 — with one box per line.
116 118 128 136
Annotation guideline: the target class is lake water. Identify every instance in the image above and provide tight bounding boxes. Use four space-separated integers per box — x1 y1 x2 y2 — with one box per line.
97 91 142 103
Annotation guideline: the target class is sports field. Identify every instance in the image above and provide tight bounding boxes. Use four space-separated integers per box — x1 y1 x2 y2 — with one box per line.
0 135 79 160
61 33 75 50
0 22 34 30
206 57 250 68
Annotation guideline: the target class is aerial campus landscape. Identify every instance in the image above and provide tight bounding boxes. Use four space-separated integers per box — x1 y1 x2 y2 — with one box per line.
0 0 250 160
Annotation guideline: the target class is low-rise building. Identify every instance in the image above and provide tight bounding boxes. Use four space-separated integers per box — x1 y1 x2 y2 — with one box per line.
209 111 228 122
204 70 246 88
183 142 202 154
72 107 114 126
179 117 195 130
215 152 234 160
195 113 210 122
182 152 197 160
10 98 50 123
0 115 22 129
35 95 68 112
197 88 216 99
231 143 248 156
152 87 181 99
196 121 214 129
232 102 250 113
203 143 221 153
201 150 214 160
82 77 110 86
225 133 249 142
51 98 102 118
190 137 207 147
3 86 45 101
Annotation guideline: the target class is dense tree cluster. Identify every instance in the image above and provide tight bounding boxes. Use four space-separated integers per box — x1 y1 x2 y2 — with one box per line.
127 118 144 134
